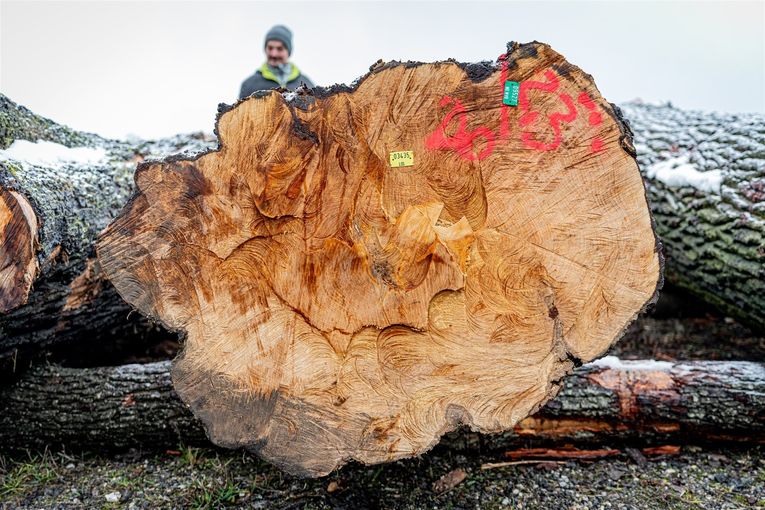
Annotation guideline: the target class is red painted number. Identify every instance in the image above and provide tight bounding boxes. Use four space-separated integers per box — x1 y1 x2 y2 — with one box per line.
425 58 607 161
424 96 495 161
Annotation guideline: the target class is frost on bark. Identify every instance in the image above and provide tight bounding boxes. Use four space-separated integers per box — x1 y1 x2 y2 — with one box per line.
622 103 765 330
99 42 661 476
0 94 214 364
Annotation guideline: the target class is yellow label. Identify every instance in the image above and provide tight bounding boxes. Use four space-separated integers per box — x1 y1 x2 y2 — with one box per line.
389 151 414 168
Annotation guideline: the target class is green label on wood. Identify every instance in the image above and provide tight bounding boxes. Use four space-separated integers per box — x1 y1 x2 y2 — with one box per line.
503 81 520 106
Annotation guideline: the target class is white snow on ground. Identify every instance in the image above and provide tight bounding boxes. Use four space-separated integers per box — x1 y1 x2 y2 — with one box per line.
588 355 674 371
282 91 298 102
625 98 673 108
644 154 722 193
0 140 107 167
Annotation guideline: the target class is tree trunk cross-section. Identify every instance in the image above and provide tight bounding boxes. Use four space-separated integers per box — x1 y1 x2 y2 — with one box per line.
98 42 662 477
0 189 38 312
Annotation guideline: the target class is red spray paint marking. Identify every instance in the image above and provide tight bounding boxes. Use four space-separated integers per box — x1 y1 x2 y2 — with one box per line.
518 70 560 108
578 92 605 152
577 92 595 110
518 71 578 151
590 138 605 152
424 96 495 161
425 52 508 161
425 65 609 160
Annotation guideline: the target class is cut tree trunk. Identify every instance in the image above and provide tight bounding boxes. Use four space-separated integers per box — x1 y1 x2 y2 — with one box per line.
456 356 765 449
0 94 215 367
621 102 765 331
98 42 662 476
1 358 761 453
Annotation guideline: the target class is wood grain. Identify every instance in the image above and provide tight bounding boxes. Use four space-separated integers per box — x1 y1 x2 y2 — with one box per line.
98 42 662 476
0 189 38 313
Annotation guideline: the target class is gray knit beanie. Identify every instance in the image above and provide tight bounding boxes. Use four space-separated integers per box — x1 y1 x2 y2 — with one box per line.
264 25 293 55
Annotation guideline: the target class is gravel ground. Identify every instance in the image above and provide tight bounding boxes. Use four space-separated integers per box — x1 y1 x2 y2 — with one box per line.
1 444 762 509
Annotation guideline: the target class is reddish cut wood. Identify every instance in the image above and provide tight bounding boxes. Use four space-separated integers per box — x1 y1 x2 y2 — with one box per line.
97 42 662 477
0 189 38 313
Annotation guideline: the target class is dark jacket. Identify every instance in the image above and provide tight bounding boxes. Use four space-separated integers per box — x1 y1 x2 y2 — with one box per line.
239 63 314 99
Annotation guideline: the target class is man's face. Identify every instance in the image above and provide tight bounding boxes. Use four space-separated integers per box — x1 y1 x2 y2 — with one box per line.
265 40 289 66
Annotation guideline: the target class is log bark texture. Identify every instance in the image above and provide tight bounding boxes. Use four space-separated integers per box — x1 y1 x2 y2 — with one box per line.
0 358 761 454
621 103 765 331
0 94 214 365
97 42 662 476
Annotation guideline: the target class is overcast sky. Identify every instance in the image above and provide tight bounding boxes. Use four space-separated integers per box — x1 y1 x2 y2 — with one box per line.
1 0 763 139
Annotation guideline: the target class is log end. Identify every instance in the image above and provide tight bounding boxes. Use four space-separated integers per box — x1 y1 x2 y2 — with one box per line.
99 41 661 477
0 189 38 313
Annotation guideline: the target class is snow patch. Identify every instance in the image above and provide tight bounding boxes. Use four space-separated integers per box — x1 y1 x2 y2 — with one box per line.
282 91 298 102
588 356 674 371
104 491 121 503
673 360 765 381
626 98 673 108
645 154 722 193
0 140 108 167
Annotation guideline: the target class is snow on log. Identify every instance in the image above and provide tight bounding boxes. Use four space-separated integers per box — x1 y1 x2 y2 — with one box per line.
1 358 762 453
0 94 214 364
98 42 662 476
621 103 765 331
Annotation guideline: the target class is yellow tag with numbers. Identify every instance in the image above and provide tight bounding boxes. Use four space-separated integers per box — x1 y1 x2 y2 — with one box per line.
389 151 414 168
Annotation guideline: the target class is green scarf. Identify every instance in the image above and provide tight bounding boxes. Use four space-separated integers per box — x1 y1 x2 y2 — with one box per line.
259 63 301 86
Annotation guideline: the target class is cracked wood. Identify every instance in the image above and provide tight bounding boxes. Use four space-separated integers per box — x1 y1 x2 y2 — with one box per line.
97 42 662 477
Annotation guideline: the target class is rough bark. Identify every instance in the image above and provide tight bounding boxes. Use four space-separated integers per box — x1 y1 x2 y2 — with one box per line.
98 41 661 476
454 356 765 450
621 102 765 331
1 358 761 455
0 361 205 449
0 94 215 365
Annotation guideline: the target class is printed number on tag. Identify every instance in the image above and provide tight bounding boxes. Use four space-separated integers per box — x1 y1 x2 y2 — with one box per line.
503 81 520 106
389 151 414 167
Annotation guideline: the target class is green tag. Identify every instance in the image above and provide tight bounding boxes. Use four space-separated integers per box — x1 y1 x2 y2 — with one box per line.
389 151 414 168
503 81 519 106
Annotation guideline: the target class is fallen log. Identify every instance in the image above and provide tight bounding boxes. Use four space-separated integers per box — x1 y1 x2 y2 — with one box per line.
621 102 765 331
98 41 661 476
454 356 765 450
0 94 214 367
0 358 761 454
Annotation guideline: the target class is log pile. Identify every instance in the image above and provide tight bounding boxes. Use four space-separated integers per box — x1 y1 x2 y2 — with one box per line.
0 40 763 478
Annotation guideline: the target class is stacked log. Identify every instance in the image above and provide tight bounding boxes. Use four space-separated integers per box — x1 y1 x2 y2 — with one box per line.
623 102 765 330
0 94 214 368
0 358 761 452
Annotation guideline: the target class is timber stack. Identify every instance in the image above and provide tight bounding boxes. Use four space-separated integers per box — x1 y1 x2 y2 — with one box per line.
0 41 762 477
